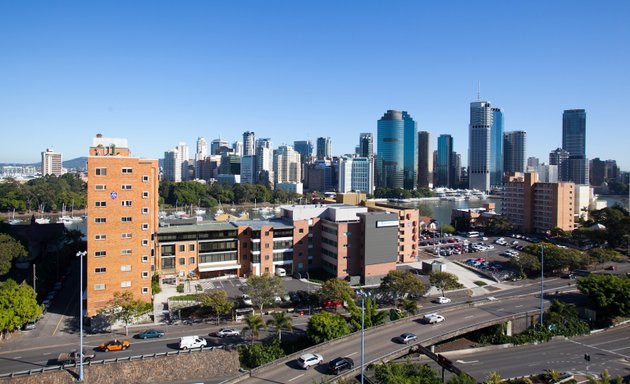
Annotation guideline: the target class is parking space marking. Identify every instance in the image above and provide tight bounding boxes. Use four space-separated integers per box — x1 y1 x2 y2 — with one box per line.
288 374 304 382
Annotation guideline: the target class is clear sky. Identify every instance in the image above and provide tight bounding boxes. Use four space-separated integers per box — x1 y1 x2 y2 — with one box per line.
1 1 629 170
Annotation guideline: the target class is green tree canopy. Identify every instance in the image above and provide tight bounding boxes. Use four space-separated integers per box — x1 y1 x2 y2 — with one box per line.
319 279 355 302
307 311 350 344
199 289 234 325
429 271 464 297
441 224 456 234
374 361 442 384
98 291 152 335
266 311 293 342
379 270 427 302
515 242 589 276
243 314 267 344
577 274 630 318
238 340 285 369
241 275 285 315
0 233 28 275
346 295 387 331
0 279 41 332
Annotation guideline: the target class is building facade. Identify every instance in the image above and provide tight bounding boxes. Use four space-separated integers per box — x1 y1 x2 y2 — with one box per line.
41 148 63 176
436 134 453 187
316 137 332 160
242 131 256 157
490 107 504 188
503 131 527 174
417 131 433 189
274 145 301 185
376 110 417 189
338 156 374 194
469 101 493 191
562 109 588 185
294 140 313 165
358 133 374 158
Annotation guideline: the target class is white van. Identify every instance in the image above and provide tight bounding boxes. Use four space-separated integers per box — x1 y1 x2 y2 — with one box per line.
179 336 207 350
275 268 286 277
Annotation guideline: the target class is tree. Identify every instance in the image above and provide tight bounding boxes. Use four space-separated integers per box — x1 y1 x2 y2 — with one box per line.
199 290 234 325
99 291 152 336
0 279 41 333
447 373 478 384
398 298 419 316
379 270 427 302
266 311 293 342
319 279 355 302
346 295 388 331
238 340 285 369
588 248 623 265
577 274 630 318
242 314 267 345
0 233 27 275
429 272 464 297
307 311 350 344
441 224 455 235
484 371 503 384
374 361 442 384
241 275 285 315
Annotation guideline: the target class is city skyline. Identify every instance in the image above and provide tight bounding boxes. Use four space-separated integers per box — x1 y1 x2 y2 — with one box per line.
1 2 629 169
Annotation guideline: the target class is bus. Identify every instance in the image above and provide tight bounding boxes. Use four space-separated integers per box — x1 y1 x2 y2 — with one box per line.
466 231 480 238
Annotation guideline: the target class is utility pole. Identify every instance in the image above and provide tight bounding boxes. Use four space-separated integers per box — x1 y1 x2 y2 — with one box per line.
32 264 37 292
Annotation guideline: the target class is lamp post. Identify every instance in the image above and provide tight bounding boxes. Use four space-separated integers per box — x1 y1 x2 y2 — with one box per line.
357 289 369 384
539 245 544 327
76 250 87 382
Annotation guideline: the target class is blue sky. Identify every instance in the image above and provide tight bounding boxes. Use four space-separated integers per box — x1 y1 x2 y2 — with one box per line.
1 1 629 170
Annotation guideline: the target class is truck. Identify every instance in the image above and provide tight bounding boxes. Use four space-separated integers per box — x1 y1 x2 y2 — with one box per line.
57 350 95 365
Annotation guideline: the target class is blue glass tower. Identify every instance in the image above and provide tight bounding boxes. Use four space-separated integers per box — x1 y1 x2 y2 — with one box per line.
377 110 405 189
437 134 453 187
402 112 418 190
490 107 504 187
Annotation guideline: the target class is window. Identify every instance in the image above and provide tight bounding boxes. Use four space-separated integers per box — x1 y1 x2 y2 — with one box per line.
121 249 132 255
121 233 132 239
121 200 132 207
189 244 195 252
141 271 149 278
142 239 149 246
142 191 149 199
121 184 132 190
95 267 106 274
142 223 149 230
179 258 186 265
141 255 149 263
265 244 269 249
141 287 149 294
121 265 132 272
299 228 304 233
142 175 149 182
121 281 132 288
265 255 269 260
188 257 195 265
142 207 149 214
94 284 106 291
95 184 106 190
95 234 106 240
95 201 107 207
179 244 185 252
95 217 106 223
95 250 106 257
121 216 132 222
95 168 107 176
121 167 133 174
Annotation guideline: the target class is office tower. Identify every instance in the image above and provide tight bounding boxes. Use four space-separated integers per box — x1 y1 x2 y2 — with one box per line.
590 158 620 186
549 147 570 182
274 145 301 184
436 134 453 187
563 109 589 184
452 152 462 187
469 101 494 191
503 131 527 173
41 148 63 176
358 133 374 158
177 142 190 181
243 131 255 156
527 157 540 168
490 107 504 188
256 138 273 186
294 140 313 164
232 141 243 157
211 138 229 155
86 135 158 316
503 172 574 233
195 137 207 161
338 156 374 194
304 160 333 192
163 148 181 182
417 131 433 188
219 154 240 175
376 110 417 189
240 155 256 184
316 137 332 160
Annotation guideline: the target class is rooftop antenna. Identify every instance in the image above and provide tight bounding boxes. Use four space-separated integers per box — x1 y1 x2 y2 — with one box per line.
477 81 481 101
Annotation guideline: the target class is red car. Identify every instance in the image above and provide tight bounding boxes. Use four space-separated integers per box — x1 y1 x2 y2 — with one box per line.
323 300 343 309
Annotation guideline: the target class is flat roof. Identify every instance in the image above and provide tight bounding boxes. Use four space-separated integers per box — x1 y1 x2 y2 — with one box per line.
230 219 293 230
157 221 236 234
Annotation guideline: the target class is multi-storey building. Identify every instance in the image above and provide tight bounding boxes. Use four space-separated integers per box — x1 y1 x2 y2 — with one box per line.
503 131 527 174
549 148 570 182
255 138 273 186
86 135 159 317
417 131 433 189
358 133 373 158
338 156 374 194
274 145 301 185
364 202 420 264
502 172 574 233
294 140 313 165
563 109 589 185
242 131 255 157
436 134 453 188
316 137 332 160
41 148 63 176
469 101 494 191
490 107 504 188
376 110 417 189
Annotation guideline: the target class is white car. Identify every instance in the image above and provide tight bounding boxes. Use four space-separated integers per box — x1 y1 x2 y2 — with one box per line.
424 313 445 324
241 294 253 306
214 328 240 338
435 297 451 304
297 353 324 369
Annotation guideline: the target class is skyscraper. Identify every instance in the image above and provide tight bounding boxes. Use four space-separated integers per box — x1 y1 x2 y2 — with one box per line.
503 131 527 173
562 109 588 184
163 148 181 182
358 133 374 158
177 142 190 181
41 148 63 176
242 131 256 156
468 101 493 191
294 140 313 165
549 148 570 182
195 137 208 179
436 134 453 187
338 156 374 194
417 131 433 188
376 110 417 189
256 138 273 186
402 113 418 190
490 107 504 188
274 145 301 185
211 138 229 155
316 137 332 160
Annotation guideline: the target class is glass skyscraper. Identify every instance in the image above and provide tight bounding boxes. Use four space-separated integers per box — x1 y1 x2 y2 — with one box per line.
376 110 417 189
490 107 504 188
468 101 493 192
358 133 374 157
503 131 527 173
437 134 453 187
562 109 588 184
417 131 433 188
316 137 332 160
294 140 313 164
402 112 418 189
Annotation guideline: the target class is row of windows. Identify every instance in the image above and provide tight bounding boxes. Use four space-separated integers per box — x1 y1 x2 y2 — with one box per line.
94 267 150 277
94 249 151 258
94 283 149 293
197 251 237 264
322 226 338 235
95 182 150 190
94 168 150 178
321 237 338 247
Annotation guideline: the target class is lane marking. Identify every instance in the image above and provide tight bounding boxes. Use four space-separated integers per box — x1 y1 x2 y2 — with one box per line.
456 359 479 364
567 339 630 359
14 356 22 359
515 305 523 308
464 315 474 319
346 352 358 357
288 374 304 382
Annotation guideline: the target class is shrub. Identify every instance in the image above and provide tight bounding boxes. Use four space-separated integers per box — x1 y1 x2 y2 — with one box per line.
474 281 487 287
176 283 184 293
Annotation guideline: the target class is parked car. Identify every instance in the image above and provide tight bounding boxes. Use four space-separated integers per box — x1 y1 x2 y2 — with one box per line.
297 353 323 369
398 332 418 344
22 321 37 330
605 265 617 271
323 300 343 309
434 297 451 304
241 294 253 306
99 340 130 352
136 329 165 339
424 313 445 324
328 357 355 375
213 328 240 338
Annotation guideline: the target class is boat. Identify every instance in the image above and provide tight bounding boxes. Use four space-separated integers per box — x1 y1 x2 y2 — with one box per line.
8 209 22 225
58 203 83 226
35 204 50 224
194 208 206 215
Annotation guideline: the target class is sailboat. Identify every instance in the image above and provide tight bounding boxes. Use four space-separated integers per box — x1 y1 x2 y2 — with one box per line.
58 203 82 225
8 208 22 225
194 200 206 215
35 204 50 224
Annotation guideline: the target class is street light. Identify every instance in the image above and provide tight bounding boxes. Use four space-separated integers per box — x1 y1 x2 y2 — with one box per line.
539 245 544 327
76 250 87 382
357 289 370 384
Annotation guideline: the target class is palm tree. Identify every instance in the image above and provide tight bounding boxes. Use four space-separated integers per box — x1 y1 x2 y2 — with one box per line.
266 311 293 342
484 371 503 384
242 314 267 345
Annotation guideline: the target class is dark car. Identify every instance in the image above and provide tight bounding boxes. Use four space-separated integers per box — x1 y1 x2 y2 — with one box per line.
136 329 165 339
328 357 354 375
